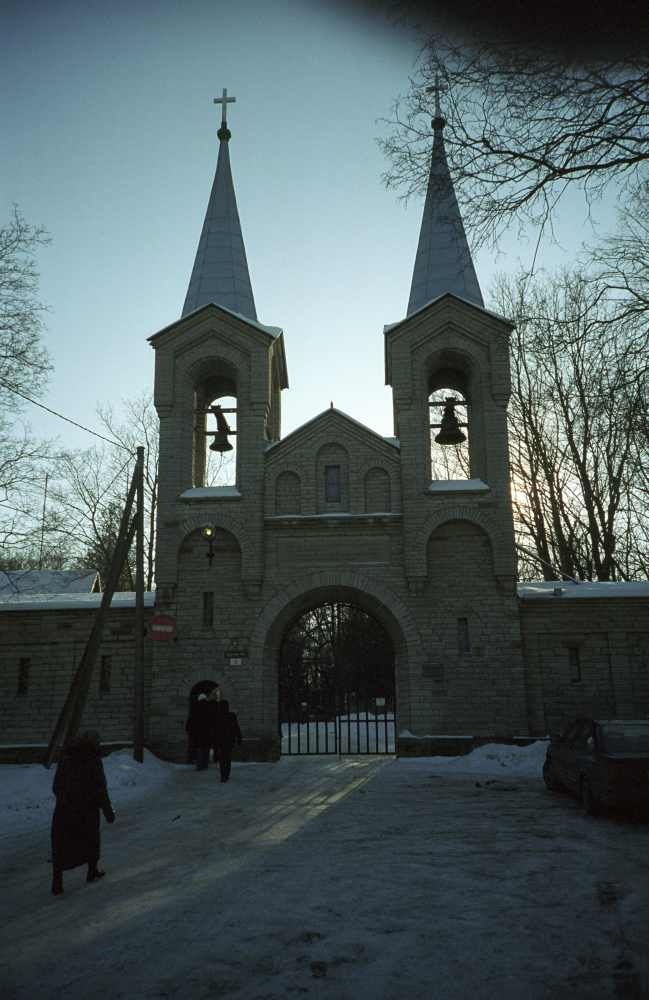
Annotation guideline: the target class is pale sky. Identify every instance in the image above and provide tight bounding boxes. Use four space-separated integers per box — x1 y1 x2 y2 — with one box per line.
2 0 618 453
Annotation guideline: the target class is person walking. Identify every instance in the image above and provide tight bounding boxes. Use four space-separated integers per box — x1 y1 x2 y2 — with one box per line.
50 730 115 896
187 693 212 770
213 699 243 783
207 686 221 764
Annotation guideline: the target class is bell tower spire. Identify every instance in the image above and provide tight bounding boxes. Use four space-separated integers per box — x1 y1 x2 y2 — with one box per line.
182 89 258 321
407 77 484 315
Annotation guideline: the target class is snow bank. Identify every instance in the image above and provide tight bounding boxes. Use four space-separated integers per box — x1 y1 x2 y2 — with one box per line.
0 749 180 838
405 739 548 777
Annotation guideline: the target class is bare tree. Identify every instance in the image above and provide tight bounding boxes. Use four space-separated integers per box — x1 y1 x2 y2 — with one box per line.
0 207 52 553
0 206 51 397
97 395 158 589
493 269 648 581
41 445 131 580
41 397 154 591
380 41 649 250
589 180 649 324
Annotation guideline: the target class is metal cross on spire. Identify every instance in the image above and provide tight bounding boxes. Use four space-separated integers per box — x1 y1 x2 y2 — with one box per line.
214 87 236 127
426 74 447 128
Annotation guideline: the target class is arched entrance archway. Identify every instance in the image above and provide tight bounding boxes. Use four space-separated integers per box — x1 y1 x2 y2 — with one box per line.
279 600 395 755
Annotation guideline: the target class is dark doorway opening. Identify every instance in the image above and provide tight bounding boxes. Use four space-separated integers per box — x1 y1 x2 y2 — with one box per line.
279 601 395 755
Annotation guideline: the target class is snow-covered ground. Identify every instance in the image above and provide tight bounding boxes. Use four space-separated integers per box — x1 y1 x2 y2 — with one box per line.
1 740 540 836
1 743 648 999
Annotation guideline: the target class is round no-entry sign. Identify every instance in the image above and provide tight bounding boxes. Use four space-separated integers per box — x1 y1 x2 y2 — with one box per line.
149 614 176 641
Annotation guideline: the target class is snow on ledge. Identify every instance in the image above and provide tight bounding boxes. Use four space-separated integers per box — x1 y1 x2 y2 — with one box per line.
180 486 242 499
518 580 649 600
400 731 474 739
428 479 489 492
0 592 156 612
266 512 401 522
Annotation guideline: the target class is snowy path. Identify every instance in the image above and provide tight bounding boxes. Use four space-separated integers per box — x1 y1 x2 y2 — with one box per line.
1 754 648 999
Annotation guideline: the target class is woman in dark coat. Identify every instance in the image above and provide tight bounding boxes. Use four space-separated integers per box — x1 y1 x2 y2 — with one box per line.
213 699 243 783
50 730 115 896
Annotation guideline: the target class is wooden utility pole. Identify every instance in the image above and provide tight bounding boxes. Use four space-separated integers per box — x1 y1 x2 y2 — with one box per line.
38 473 49 570
44 458 140 768
133 446 145 763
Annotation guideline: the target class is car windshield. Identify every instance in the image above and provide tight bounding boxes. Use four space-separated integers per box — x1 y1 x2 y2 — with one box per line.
597 722 649 754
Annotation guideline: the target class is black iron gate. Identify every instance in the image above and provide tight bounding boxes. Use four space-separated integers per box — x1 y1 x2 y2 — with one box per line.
279 601 395 755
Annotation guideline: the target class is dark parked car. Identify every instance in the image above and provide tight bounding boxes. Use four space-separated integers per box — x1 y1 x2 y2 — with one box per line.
543 718 649 815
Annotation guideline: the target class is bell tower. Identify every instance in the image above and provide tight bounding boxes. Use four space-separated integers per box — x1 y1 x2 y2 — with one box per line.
149 90 288 605
385 82 527 736
385 81 517 590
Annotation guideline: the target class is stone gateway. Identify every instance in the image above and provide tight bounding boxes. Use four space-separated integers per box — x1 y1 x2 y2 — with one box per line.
1 94 647 760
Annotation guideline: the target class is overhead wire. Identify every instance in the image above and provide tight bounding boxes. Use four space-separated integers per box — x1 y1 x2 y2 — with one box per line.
0 380 133 453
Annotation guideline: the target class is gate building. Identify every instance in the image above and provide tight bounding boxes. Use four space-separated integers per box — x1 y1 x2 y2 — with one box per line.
147 93 529 760
2 93 647 760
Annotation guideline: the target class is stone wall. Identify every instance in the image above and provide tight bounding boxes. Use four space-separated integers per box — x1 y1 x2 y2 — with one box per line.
1 591 648 757
0 605 153 746
421 519 525 736
519 596 649 735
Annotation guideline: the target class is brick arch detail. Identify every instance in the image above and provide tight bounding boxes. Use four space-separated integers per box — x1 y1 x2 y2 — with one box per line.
417 505 508 577
176 512 248 556
178 341 249 382
315 440 350 460
249 570 423 663
273 469 302 515
363 465 392 513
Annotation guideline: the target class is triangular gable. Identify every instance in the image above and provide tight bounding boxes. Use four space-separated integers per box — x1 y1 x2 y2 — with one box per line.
148 303 288 390
384 291 513 385
266 407 400 463
385 290 513 336
148 301 281 345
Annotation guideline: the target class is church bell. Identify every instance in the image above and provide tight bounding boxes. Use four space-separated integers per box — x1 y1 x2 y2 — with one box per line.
208 405 234 452
434 398 467 446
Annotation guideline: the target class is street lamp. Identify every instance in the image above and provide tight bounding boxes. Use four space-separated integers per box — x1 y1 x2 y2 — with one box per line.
201 525 216 566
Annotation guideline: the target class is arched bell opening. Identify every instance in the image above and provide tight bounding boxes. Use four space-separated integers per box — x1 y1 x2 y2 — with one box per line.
427 353 475 481
278 599 396 755
192 363 238 488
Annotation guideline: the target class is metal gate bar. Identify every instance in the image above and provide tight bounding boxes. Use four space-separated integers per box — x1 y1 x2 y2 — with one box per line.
279 602 395 756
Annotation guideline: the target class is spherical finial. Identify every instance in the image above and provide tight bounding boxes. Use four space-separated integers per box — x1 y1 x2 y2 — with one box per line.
217 125 231 141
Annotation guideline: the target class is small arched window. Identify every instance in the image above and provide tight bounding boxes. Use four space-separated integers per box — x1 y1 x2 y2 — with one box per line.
275 471 302 515
364 467 391 512
317 443 349 512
